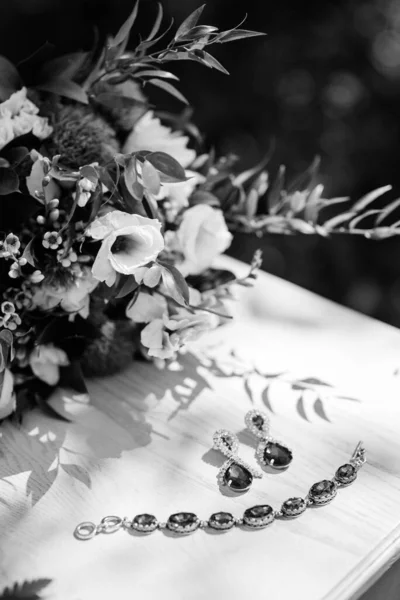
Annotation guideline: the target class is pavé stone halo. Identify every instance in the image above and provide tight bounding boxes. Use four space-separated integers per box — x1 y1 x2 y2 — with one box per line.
245 409 293 470
213 429 262 493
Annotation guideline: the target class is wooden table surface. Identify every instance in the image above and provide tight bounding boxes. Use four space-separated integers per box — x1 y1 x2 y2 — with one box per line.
1 256 400 600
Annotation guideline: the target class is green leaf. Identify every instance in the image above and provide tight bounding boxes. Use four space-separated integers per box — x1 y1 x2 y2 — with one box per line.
146 3 164 41
21 238 36 267
147 78 188 104
268 165 285 214
190 190 220 206
35 78 89 104
304 184 324 223
88 186 103 224
218 29 266 43
375 197 400 226
79 165 98 185
286 155 321 194
322 211 356 230
6 146 29 166
123 157 144 203
38 52 88 81
135 69 179 80
61 464 91 488
352 185 392 213
178 25 218 41
199 51 229 74
0 55 22 101
349 209 381 230
0 578 52 599
94 92 147 110
160 262 190 305
174 4 206 40
111 1 139 48
115 275 140 299
141 160 161 195
0 168 19 195
147 151 186 183
0 330 14 368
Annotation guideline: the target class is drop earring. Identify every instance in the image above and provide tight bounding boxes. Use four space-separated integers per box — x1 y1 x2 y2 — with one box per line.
245 409 293 470
213 429 262 493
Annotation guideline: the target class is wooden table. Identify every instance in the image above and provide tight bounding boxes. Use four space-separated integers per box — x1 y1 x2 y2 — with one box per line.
1 256 400 600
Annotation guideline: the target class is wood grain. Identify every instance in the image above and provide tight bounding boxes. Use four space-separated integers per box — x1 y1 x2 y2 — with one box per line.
1 256 400 600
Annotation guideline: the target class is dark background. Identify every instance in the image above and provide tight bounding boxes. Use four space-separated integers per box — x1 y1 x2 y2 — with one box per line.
2 0 400 326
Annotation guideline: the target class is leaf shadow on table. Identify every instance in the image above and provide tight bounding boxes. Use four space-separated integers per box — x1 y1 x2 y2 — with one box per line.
142 347 360 423
0 387 153 511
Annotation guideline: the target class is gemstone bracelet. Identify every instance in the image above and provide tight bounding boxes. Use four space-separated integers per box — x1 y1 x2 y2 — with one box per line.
74 442 366 540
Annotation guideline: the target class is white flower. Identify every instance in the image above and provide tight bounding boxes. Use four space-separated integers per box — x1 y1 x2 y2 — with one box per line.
0 369 16 420
177 204 233 275
123 110 196 168
29 344 69 386
141 310 219 359
133 264 162 287
0 114 14 149
156 170 204 211
86 210 164 286
31 267 98 319
126 292 167 323
0 88 52 151
141 319 177 359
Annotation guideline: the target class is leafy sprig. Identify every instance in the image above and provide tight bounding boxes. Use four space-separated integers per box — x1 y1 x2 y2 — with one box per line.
208 154 399 239
91 2 265 104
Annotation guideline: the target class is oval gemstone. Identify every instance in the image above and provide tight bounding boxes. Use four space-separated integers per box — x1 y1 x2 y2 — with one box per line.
167 512 199 533
281 497 307 517
132 513 157 531
252 415 264 430
209 512 235 530
243 504 274 527
223 462 253 492
263 442 293 469
309 479 337 504
335 463 357 485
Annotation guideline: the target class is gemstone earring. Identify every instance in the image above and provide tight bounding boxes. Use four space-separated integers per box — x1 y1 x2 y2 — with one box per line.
213 429 262 493
245 409 293 470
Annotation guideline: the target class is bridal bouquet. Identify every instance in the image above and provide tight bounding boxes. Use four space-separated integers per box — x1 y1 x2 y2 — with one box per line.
0 3 396 421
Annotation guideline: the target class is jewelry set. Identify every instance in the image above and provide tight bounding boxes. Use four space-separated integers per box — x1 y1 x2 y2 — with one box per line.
74 409 366 540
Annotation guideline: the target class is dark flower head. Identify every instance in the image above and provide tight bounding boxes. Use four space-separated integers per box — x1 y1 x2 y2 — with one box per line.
44 103 120 168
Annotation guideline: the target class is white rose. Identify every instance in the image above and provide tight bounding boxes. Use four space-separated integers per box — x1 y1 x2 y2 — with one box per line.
86 210 164 286
31 116 53 140
156 170 204 210
31 268 98 319
11 111 37 138
29 344 69 386
0 88 52 151
133 264 162 287
141 319 177 360
177 205 233 275
123 110 196 168
126 292 167 323
0 369 16 420
141 310 219 359
0 115 15 150
0 88 37 116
